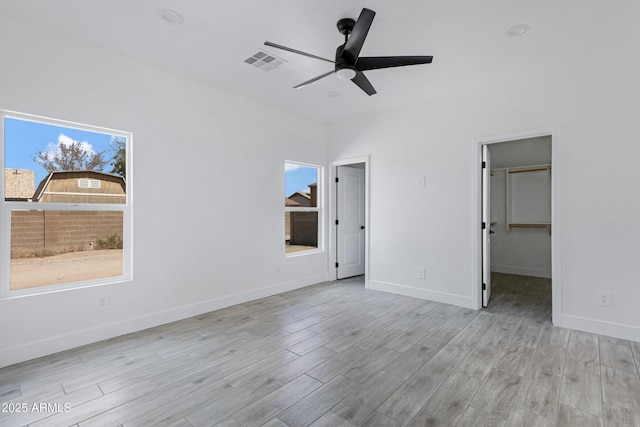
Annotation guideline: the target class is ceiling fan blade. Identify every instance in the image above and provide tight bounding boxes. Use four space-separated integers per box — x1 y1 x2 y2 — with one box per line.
343 8 375 63
351 71 377 96
293 70 335 89
264 42 335 64
356 56 433 71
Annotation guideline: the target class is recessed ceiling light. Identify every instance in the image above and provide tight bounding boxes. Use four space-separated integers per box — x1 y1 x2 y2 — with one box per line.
157 9 184 26
506 24 529 37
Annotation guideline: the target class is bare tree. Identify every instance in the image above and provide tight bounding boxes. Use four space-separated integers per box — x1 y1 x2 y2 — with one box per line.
35 141 107 172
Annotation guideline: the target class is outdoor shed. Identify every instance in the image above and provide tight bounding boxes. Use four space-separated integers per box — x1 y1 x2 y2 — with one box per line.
33 170 126 204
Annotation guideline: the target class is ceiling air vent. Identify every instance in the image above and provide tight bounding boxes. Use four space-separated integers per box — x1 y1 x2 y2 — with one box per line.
244 50 285 71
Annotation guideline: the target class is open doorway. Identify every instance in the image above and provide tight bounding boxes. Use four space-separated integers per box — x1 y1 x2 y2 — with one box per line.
476 129 561 324
483 137 552 319
331 157 369 284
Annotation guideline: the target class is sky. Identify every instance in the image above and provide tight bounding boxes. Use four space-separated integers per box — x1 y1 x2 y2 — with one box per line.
5 116 309 197
285 162 318 198
4 117 115 185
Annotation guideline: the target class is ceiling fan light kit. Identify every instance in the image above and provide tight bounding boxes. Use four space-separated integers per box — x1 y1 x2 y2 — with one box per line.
336 67 357 80
264 8 433 96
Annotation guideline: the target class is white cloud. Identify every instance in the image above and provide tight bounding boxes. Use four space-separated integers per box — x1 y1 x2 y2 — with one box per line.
45 134 96 157
285 162 302 172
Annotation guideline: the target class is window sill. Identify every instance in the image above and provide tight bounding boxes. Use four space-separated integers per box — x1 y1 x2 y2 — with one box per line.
2 276 131 299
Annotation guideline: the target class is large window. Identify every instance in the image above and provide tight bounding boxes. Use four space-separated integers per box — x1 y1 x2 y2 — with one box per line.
285 161 322 254
1 111 131 295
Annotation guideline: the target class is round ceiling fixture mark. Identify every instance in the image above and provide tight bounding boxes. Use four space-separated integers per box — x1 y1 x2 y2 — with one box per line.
157 9 184 26
506 24 529 37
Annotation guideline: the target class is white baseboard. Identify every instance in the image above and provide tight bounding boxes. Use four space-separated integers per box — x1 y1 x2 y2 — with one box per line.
555 313 640 343
491 264 551 279
0 274 329 369
368 280 475 309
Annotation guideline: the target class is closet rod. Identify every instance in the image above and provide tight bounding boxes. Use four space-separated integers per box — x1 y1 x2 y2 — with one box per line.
508 167 551 174
491 163 551 172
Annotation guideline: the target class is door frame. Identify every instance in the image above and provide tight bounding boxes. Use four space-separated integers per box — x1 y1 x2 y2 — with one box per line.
330 155 370 287
472 127 562 325
482 145 492 308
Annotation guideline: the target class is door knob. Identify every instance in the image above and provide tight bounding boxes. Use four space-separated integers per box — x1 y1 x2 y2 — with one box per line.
360 225 365 230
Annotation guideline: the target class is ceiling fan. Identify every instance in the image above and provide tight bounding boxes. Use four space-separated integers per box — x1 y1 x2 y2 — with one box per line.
264 8 433 96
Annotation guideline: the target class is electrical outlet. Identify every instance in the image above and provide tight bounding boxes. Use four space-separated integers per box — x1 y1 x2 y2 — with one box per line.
417 267 426 279
97 295 110 311
597 291 611 307
417 177 426 187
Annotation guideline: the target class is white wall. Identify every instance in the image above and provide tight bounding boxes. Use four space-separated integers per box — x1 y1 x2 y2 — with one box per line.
0 16 329 367
328 10 640 342
490 170 552 278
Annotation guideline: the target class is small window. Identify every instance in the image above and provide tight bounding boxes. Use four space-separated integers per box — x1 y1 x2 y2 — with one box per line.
2 111 131 295
285 161 322 254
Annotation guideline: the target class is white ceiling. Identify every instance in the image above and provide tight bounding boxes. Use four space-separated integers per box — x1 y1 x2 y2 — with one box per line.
0 0 623 124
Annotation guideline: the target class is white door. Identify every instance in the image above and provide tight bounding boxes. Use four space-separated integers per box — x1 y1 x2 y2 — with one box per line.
337 165 365 279
482 145 492 307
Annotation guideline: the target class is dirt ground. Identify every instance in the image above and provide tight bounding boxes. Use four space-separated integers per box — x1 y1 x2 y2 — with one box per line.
285 244 318 253
10 249 123 290
10 244 314 290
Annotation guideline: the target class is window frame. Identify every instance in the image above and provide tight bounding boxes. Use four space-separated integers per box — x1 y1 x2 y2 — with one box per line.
284 160 323 257
0 110 132 297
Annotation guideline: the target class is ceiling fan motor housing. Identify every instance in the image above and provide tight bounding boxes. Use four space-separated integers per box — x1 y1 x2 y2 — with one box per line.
337 18 356 36
335 45 357 79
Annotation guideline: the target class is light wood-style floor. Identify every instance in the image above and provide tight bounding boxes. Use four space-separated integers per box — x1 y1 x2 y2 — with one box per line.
1 273 639 427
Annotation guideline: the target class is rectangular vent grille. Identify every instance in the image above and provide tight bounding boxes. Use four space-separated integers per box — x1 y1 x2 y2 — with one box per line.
79 179 101 189
244 50 285 71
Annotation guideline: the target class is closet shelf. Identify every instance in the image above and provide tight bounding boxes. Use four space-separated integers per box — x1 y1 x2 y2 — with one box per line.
508 223 552 235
